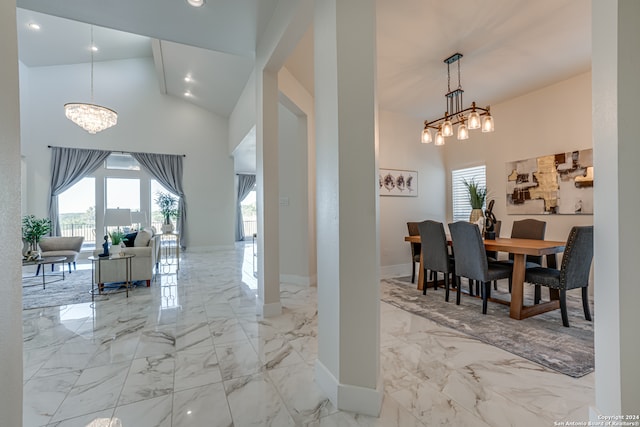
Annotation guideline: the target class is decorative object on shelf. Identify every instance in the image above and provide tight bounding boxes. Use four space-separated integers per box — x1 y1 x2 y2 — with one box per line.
506 148 594 215
21 215 51 259
108 231 127 256
484 199 497 240
100 235 110 257
378 169 418 197
421 53 494 145
463 178 487 223
64 25 118 134
155 191 179 232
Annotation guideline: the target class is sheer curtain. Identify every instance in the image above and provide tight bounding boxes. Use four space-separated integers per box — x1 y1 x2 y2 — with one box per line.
131 153 187 249
236 174 256 241
48 147 112 236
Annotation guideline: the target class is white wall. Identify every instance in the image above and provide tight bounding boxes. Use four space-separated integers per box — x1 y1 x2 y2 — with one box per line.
378 109 447 277
19 57 235 248
443 72 593 242
228 73 256 155
278 103 312 284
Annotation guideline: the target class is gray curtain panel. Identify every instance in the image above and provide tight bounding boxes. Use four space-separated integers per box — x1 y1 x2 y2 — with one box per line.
48 147 112 236
131 152 187 249
236 174 256 241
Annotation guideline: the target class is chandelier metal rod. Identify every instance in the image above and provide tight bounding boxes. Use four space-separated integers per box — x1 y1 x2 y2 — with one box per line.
423 102 491 130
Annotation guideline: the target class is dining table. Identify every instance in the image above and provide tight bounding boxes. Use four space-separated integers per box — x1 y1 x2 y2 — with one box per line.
404 235 566 320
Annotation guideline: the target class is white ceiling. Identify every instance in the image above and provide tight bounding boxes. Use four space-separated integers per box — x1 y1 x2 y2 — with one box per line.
15 0 592 168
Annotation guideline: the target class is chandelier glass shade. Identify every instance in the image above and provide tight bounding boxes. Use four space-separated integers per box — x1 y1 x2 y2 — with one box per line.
64 26 118 134
421 53 494 145
64 103 117 134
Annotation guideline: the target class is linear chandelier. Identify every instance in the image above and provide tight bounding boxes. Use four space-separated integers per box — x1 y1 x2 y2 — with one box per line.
421 53 494 145
64 26 118 134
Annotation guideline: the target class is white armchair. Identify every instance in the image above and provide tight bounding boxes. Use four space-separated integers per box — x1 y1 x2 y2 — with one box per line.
93 230 159 287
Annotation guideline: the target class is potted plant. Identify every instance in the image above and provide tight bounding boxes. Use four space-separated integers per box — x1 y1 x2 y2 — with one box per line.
22 215 52 258
155 191 179 233
108 230 127 255
462 178 487 223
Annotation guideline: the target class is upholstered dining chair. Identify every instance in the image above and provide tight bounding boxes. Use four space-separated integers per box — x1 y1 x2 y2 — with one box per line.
494 218 547 292
418 220 455 301
524 226 594 327
406 222 421 283
449 221 512 313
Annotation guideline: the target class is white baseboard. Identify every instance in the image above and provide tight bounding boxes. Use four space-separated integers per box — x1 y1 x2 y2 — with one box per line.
280 274 317 286
315 359 383 417
257 298 282 317
380 263 413 280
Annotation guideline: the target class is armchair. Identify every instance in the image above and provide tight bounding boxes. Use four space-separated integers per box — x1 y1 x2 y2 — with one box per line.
38 236 84 274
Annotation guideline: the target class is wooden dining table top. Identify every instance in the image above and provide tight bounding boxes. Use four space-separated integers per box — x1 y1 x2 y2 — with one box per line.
404 235 566 256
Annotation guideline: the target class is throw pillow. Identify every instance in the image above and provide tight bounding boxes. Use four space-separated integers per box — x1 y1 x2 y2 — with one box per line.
134 230 152 247
124 232 137 247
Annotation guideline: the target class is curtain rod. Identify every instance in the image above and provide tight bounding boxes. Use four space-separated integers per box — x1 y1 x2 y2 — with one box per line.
47 145 186 157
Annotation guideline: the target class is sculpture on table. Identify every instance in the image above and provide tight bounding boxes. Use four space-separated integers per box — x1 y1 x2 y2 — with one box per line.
484 199 497 240
100 235 110 257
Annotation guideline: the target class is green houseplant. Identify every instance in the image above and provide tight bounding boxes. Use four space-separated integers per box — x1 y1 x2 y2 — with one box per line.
462 178 487 223
155 191 179 233
22 215 52 257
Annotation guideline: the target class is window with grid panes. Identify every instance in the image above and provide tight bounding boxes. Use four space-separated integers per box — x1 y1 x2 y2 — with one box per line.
452 165 486 222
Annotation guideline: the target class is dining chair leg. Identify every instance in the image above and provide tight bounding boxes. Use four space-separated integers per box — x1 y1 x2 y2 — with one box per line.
560 289 570 327
493 280 497 291
534 285 542 305
468 279 474 296
582 287 592 321
444 273 450 302
508 277 512 293
456 276 462 305
481 281 489 314
411 262 416 284
422 269 428 295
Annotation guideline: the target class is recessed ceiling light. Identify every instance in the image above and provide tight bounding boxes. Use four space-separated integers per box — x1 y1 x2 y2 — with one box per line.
90 45 98 52
184 75 193 83
184 91 192 97
28 23 41 31
186 0 205 7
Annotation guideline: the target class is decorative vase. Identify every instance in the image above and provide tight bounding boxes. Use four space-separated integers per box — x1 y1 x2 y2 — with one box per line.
469 208 484 224
161 221 174 234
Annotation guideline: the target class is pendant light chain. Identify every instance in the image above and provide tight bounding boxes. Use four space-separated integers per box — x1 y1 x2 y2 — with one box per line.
90 25 94 102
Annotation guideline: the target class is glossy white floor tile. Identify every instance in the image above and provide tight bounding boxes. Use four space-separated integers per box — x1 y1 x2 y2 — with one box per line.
21 243 594 426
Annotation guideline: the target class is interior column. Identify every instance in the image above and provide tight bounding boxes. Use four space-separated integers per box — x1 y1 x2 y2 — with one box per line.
314 0 382 416
0 1 24 425
256 67 282 317
592 0 640 416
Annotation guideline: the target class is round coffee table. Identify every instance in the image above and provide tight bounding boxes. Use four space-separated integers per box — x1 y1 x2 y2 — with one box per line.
22 256 66 289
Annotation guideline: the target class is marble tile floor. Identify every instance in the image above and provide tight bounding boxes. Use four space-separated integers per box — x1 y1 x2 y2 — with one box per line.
22 244 595 426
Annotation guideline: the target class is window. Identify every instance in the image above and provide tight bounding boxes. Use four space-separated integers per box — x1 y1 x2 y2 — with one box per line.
105 153 140 170
452 165 486 222
58 177 95 249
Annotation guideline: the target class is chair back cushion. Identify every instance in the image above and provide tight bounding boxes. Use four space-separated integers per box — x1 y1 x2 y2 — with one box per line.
406 222 421 259
418 220 451 273
449 221 488 282
39 236 84 252
509 219 546 264
560 226 594 290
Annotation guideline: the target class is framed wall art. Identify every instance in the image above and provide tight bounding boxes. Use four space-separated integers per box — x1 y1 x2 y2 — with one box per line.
379 169 418 197
505 148 593 215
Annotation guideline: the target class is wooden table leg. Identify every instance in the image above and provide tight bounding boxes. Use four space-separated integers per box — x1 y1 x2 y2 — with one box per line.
509 253 526 319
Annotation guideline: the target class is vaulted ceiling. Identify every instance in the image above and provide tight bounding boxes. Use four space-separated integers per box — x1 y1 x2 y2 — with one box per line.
15 0 591 127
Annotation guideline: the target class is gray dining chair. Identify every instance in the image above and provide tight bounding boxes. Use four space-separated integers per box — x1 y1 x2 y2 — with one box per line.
448 221 512 313
524 226 593 327
418 220 455 301
406 222 421 284
493 218 547 292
